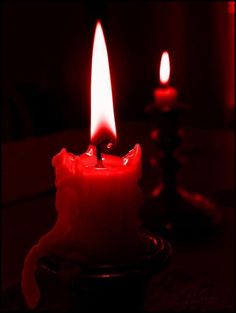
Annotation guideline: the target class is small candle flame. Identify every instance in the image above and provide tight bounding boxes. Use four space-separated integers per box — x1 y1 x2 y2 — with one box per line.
159 51 170 85
90 20 117 145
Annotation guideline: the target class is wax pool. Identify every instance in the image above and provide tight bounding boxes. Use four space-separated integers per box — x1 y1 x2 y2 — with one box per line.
21 144 142 309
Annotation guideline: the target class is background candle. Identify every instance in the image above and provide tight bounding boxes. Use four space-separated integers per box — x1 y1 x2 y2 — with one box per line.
153 51 178 110
21 20 142 309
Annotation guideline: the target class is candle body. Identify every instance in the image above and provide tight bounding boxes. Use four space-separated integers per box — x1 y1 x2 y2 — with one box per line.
52 144 142 263
22 144 142 309
153 87 178 110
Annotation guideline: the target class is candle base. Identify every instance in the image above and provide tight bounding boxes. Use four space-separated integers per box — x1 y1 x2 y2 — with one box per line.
141 185 221 240
35 229 172 311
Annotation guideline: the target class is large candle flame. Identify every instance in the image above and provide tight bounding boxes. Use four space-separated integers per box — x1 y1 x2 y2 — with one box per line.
159 51 170 85
90 20 116 145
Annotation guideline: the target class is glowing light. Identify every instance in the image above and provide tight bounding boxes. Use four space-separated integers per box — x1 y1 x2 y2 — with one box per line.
159 51 170 85
90 20 116 145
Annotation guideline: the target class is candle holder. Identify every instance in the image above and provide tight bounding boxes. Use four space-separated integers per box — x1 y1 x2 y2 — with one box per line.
34 229 172 311
142 102 221 239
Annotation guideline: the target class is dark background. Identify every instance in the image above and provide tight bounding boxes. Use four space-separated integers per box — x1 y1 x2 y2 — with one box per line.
2 1 235 141
1 2 235 311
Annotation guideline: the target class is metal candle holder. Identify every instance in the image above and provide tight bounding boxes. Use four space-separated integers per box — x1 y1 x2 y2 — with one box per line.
142 102 221 239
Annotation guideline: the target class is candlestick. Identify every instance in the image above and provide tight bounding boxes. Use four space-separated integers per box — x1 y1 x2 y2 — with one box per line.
143 51 221 238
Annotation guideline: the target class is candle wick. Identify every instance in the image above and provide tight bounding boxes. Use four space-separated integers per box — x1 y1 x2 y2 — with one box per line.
96 143 104 168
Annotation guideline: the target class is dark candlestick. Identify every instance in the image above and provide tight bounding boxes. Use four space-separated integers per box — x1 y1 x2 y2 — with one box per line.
142 101 221 239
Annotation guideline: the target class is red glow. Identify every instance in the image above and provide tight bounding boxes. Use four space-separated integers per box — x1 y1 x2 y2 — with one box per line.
90 20 116 145
228 1 235 108
159 51 170 85
228 1 235 14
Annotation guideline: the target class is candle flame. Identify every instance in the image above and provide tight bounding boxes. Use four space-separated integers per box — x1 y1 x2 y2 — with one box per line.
90 20 116 145
160 51 170 85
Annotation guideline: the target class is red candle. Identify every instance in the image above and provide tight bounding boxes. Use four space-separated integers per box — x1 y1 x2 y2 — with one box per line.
153 51 178 110
21 21 142 309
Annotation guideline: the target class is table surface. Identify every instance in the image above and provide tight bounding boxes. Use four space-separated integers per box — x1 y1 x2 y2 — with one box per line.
1 121 235 312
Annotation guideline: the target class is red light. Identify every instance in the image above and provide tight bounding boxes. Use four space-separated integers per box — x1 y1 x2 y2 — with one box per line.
228 1 235 14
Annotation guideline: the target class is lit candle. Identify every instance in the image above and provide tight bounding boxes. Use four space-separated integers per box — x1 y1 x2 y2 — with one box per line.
153 51 178 110
21 21 142 309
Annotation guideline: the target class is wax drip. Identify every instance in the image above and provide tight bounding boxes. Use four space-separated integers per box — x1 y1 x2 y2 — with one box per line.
22 212 90 309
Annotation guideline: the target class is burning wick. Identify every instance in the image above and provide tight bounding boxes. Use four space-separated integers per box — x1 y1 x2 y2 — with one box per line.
96 144 103 161
96 143 104 167
96 141 114 168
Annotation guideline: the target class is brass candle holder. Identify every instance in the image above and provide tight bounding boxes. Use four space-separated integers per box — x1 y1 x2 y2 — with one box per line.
142 101 221 239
